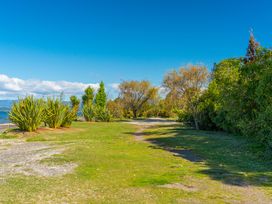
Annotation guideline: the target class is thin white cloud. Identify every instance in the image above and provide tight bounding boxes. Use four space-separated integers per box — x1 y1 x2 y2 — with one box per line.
109 83 120 91
0 74 100 99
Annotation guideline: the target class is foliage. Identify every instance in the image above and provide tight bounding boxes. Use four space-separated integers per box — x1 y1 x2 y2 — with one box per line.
82 86 94 106
94 106 112 122
119 80 158 118
44 97 72 128
244 31 260 63
163 65 209 129
95 81 107 109
193 32 272 152
163 70 182 113
194 89 218 130
107 98 124 119
70 95 80 121
61 106 74 127
9 96 44 132
82 86 95 121
82 104 95 122
199 58 241 131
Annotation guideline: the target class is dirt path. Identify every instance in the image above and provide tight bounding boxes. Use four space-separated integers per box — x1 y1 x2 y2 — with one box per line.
129 119 203 162
126 118 178 142
127 118 202 162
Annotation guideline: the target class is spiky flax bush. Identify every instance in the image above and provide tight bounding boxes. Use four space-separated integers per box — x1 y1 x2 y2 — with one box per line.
44 97 71 128
9 96 44 132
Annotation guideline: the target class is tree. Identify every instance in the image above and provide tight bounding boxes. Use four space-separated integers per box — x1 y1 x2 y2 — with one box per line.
82 86 94 106
208 58 241 132
163 65 208 129
163 70 184 112
245 30 260 63
95 81 107 109
107 98 124 119
119 80 158 118
70 95 80 107
70 96 80 120
82 86 95 121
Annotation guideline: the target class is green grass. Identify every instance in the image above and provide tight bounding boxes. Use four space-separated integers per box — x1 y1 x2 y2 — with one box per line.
0 122 272 203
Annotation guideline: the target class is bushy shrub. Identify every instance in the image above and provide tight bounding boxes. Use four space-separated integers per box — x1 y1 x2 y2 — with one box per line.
9 96 44 132
82 104 95 121
70 96 80 121
94 107 112 122
107 99 124 119
175 109 193 125
44 97 70 128
61 105 74 127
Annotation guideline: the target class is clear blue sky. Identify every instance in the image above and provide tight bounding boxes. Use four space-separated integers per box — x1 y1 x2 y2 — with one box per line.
0 0 272 86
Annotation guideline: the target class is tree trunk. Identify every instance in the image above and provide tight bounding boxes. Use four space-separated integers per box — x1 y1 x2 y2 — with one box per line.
133 109 137 119
193 117 199 130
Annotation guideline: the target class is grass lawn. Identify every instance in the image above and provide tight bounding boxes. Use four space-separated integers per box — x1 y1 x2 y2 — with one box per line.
0 122 272 203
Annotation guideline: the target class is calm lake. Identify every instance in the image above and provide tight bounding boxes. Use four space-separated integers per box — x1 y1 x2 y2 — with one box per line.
0 111 9 124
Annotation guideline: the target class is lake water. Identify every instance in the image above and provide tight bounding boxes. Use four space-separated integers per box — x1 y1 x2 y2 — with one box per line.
0 111 9 124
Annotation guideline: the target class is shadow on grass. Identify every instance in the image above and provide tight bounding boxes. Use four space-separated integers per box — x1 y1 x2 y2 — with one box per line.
131 124 272 187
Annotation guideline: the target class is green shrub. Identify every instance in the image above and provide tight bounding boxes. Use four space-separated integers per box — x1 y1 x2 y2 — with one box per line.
70 95 80 121
94 107 112 122
175 109 193 124
44 97 70 128
61 105 74 127
82 104 95 121
107 99 124 119
9 96 44 132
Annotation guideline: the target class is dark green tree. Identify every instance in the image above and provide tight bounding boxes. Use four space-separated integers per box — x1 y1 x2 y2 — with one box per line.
95 81 107 109
82 86 94 106
82 86 95 121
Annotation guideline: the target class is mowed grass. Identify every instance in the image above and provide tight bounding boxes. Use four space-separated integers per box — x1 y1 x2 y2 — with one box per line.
0 122 272 203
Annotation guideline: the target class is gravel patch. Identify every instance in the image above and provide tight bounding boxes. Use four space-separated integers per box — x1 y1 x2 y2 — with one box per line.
126 118 178 126
126 118 178 142
0 139 77 178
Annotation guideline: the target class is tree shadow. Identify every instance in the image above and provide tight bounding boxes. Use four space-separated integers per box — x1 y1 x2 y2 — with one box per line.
143 124 272 187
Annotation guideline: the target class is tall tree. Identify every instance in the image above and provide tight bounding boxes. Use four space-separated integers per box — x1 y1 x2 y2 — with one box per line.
245 31 260 63
82 86 95 121
119 80 158 118
82 86 94 106
203 58 241 131
70 96 80 120
95 81 107 109
163 70 183 112
163 65 208 129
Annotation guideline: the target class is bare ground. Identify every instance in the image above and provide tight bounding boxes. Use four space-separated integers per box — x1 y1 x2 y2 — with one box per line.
0 139 77 179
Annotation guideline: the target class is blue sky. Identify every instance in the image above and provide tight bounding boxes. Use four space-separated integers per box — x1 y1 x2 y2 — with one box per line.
0 0 272 99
